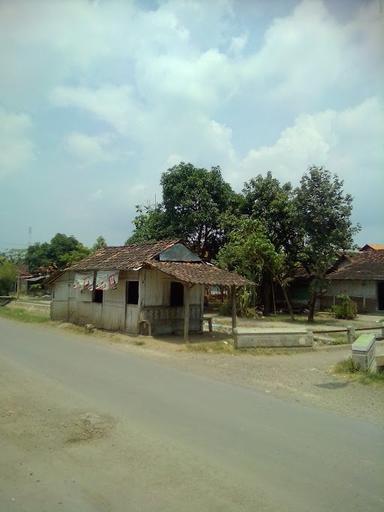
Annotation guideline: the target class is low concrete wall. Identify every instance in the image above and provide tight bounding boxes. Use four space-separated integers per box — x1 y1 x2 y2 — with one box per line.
234 327 314 348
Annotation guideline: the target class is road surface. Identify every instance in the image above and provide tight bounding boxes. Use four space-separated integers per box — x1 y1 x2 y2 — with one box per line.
0 318 383 511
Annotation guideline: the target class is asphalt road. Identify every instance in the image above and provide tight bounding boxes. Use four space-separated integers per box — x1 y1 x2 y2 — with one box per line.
0 318 383 512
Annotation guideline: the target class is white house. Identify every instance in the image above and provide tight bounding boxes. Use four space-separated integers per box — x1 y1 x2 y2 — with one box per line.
48 240 248 339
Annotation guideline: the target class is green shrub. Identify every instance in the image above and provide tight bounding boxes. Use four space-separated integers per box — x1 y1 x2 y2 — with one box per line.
218 288 256 318
332 294 357 319
0 260 17 295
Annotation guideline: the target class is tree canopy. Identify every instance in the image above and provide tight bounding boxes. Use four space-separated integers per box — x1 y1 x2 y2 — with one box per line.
128 162 359 321
0 258 17 295
294 166 360 321
127 162 239 259
25 233 90 272
92 235 107 252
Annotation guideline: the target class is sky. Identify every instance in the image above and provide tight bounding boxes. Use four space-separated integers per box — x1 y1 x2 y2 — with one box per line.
0 0 383 250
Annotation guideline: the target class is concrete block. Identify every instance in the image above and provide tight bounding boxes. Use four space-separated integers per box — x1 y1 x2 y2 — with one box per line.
234 327 313 349
351 334 376 371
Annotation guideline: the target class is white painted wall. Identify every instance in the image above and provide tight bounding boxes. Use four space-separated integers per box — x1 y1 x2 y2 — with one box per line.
51 268 205 334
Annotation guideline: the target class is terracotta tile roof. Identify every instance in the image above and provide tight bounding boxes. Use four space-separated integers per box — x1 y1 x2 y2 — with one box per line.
147 261 250 286
67 240 250 286
69 239 180 271
327 250 384 281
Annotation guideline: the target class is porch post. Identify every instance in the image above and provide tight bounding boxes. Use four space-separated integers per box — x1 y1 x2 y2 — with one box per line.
231 285 237 333
184 284 190 343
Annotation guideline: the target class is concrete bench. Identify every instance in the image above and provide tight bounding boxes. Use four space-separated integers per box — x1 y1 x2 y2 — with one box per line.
351 334 376 371
233 327 314 349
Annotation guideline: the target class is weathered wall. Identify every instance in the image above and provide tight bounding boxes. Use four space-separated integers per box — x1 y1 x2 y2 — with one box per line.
234 328 313 348
140 269 204 335
51 268 205 335
321 279 379 313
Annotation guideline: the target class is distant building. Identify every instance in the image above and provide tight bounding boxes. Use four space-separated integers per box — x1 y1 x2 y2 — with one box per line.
321 250 384 313
360 243 384 251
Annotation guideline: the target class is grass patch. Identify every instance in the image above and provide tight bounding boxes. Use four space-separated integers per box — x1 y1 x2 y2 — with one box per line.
328 333 349 345
185 341 310 356
334 357 384 385
186 341 235 354
0 306 49 324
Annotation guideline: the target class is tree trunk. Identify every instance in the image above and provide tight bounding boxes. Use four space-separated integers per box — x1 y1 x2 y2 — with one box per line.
280 283 294 321
307 290 317 323
261 271 272 315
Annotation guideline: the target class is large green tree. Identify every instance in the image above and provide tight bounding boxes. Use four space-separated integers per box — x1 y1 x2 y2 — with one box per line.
294 166 360 322
26 233 90 272
128 162 239 259
216 216 294 317
241 172 300 316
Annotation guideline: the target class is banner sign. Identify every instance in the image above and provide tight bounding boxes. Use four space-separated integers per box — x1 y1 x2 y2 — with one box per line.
95 271 119 290
74 272 94 290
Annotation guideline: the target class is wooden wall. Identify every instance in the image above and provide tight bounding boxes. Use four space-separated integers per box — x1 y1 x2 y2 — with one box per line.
51 268 205 335
321 279 379 313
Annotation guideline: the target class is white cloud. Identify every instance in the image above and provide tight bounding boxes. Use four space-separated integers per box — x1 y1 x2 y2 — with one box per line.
238 97 384 183
1 0 383 244
235 97 384 235
52 85 146 139
66 132 115 166
0 108 34 178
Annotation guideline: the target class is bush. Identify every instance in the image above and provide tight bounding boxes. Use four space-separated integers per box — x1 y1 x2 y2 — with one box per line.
0 260 17 295
332 294 357 319
218 288 256 318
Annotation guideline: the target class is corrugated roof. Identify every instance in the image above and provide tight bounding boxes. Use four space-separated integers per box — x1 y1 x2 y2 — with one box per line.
147 261 250 286
69 239 180 271
327 250 384 281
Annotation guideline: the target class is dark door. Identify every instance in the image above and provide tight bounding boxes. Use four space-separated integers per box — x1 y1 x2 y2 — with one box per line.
378 282 384 311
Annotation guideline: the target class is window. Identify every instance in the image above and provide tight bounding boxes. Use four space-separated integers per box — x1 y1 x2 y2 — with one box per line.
93 289 103 303
126 281 139 305
170 281 184 307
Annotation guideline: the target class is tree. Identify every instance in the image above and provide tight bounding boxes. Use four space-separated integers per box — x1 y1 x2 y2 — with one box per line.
126 205 172 244
92 236 107 252
128 162 240 259
25 233 90 272
216 217 280 284
242 172 300 316
216 217 289 315
294 166 360 322
0 248 27 265
0 258 17 295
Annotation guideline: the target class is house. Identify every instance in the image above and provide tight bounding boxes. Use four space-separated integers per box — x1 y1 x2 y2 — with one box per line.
321 250 384 313
48 240 249 339
360 243 384 251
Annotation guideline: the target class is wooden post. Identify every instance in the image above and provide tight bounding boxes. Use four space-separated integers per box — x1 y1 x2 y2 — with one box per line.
184 285 190 343
347 325 356 344
231 285 237 333
16 273 21 299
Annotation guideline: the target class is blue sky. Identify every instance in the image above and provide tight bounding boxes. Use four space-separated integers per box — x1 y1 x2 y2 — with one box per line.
0 0 383 250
